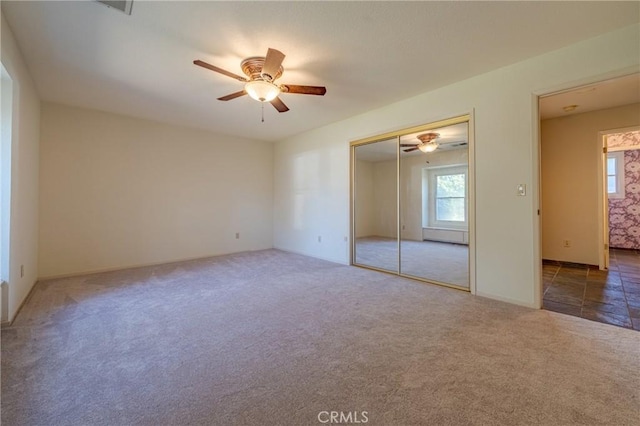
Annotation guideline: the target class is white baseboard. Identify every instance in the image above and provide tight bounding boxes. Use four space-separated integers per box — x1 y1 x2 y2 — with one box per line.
37 248 274 281
475 291 539 309
4 278 38 326
273 246 349 266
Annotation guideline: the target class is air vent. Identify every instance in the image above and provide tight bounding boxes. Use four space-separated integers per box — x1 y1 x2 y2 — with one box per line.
97 0 133 15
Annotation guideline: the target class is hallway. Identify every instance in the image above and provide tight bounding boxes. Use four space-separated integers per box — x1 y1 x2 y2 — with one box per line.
543 249 640 330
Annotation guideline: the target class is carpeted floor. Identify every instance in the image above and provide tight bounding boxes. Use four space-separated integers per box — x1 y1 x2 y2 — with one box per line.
2 249 639 425
355 236 469 287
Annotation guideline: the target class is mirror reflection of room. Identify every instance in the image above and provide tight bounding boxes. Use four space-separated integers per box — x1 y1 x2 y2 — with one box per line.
352 120 470 288
399 123 469 288
353 138 399 272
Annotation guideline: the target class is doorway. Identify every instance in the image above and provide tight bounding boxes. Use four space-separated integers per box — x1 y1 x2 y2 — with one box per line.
600 127 640 270
538 73 640 330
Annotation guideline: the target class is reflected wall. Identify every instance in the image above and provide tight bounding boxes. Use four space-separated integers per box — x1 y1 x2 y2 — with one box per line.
353 138 398 272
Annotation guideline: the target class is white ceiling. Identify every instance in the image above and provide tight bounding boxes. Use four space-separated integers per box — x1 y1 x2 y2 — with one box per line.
2 1 639 142
539 73 640 120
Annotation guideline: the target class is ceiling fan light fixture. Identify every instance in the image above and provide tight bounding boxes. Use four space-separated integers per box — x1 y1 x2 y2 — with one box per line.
194 47 326 115
418 141 439 153
245 80 280 102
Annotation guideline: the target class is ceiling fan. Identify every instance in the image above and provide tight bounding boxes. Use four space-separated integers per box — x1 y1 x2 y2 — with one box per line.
401 133 440 153
193 48 326 114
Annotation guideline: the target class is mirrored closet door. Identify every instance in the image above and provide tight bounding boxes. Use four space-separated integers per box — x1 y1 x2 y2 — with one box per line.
351 116 472 290
352 138 399 273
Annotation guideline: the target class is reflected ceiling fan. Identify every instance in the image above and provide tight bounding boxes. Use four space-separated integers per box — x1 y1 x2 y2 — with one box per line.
193 48 326 116
401 133 440 153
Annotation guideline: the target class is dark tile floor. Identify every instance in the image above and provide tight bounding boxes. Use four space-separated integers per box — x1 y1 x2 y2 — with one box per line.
543 248 640 330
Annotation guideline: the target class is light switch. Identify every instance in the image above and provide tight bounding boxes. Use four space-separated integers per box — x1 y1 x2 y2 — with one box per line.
517 184 526 196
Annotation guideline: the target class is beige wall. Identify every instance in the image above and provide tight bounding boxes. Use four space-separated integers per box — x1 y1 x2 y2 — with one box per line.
1 12 41 322
372 160 397 239
274 24 640 307
39 103 273 278
354 159 397 239
541 103 640 265
354 160 374 238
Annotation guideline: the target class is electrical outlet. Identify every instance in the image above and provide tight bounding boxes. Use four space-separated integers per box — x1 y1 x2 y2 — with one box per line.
235 232 240 239
563 240 571 248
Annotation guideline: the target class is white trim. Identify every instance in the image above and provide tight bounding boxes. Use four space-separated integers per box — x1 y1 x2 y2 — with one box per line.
532 94 542 309
597 131 608 271
37 249 277 281
0 63 13 322
534 69 640 99
467 111 476 296
273 246 349 266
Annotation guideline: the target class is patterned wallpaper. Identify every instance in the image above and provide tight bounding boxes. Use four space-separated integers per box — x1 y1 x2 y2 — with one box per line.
608 130 640 149
609 148 640 249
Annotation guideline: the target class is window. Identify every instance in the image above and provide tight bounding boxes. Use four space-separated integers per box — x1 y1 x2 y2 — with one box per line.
435 173 465 221
422 165 468 229
607 151 625 199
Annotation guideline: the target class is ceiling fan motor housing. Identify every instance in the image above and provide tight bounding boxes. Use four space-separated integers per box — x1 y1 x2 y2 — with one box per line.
417 132 440 143
241 57 283 82
193 47 326 113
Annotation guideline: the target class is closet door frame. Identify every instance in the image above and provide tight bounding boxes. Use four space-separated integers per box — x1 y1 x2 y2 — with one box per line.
350 113 476 294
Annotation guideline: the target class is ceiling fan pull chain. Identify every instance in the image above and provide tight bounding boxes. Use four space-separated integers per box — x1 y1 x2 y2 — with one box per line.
261 102 265 123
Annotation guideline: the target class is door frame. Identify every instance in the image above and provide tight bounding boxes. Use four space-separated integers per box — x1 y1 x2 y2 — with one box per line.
598 126 640 270
534 70 639 309
349 113 476 294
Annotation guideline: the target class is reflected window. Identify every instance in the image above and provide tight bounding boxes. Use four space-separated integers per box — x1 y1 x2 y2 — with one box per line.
424 166 468 228
436 173 465 222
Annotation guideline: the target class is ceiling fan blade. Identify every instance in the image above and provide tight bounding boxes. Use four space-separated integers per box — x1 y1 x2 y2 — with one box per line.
281 84 327 96
403 147 419 152
262 48 285 81
217 90 247 101
400 144 418 147
193 60 247 82
270 97 290 113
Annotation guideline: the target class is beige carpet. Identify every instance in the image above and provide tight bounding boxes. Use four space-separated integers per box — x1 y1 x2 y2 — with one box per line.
2 249 639 425
355 236 469 287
